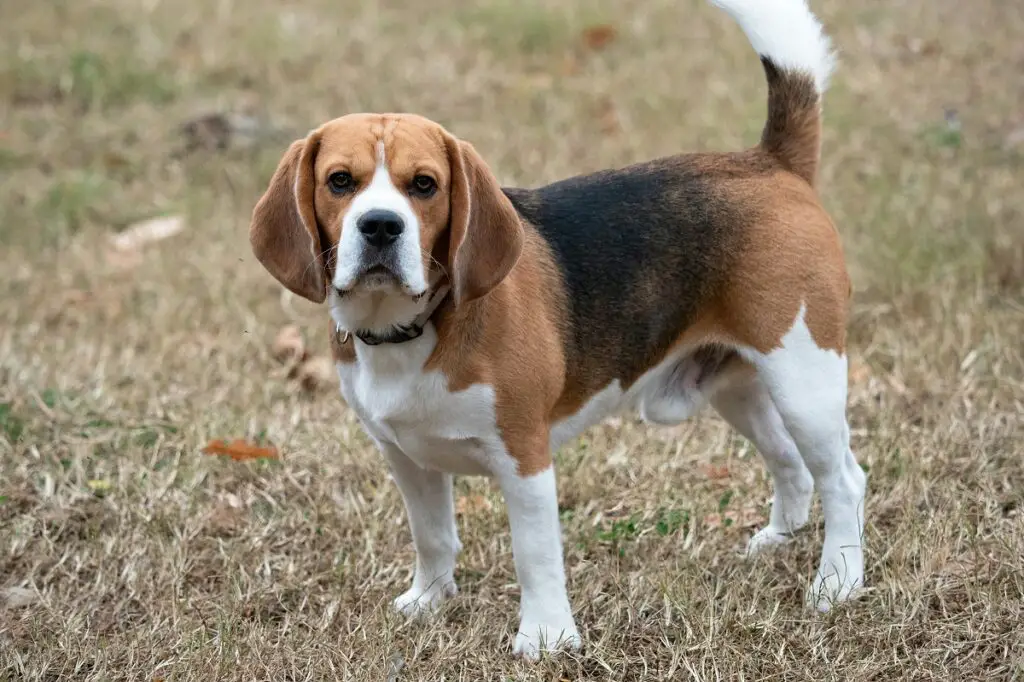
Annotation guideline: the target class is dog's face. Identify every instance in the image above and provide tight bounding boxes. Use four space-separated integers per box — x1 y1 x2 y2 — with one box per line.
249 113 524 332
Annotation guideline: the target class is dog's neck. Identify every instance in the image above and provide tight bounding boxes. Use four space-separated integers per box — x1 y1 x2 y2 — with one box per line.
336 281 450 346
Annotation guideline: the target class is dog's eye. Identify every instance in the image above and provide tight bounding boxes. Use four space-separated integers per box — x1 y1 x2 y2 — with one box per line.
410 174 437 198
327 171 354 194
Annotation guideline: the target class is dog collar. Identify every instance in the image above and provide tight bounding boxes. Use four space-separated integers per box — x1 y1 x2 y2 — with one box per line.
336 282 451 347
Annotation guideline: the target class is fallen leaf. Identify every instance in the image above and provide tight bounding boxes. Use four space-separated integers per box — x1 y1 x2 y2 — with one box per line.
180 113 233 152
297 355 337 392
581 24 617 51
701 464 731 481
2 586 36 608
272 325 306 364
456 493 493 516
109 215 185 252
178 112 269 155
202 438 279 461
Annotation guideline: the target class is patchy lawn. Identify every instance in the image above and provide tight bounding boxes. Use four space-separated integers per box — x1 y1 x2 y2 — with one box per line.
1 0 1022 679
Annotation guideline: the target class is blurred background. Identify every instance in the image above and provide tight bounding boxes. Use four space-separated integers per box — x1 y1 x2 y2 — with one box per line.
1 0 1022 679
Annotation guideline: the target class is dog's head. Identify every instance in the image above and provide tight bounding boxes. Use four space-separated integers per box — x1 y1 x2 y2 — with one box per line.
249 113 523 332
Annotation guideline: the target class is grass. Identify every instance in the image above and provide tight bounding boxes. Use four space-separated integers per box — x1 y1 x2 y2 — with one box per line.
1 0 1023 679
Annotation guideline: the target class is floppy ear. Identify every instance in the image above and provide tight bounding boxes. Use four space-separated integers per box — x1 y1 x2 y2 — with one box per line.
249 130 326 303
444 134 524 306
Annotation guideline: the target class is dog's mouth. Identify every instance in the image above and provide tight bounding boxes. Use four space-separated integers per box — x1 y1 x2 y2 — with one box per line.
361 264 396 282
335 263 413 297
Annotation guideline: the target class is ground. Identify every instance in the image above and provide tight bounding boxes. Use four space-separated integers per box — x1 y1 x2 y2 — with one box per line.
1 0 1023 679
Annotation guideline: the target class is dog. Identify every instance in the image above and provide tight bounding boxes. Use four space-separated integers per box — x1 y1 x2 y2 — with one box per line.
248 0 866 659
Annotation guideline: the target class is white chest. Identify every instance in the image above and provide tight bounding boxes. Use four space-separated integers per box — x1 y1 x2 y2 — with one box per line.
336 328 506 476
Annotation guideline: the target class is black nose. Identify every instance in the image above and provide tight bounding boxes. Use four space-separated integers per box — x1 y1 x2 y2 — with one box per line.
357 209 404 248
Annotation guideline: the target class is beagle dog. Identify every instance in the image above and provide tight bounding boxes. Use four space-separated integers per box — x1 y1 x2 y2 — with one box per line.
249 0 866 659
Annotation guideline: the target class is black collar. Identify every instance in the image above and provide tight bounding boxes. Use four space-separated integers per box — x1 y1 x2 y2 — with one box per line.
337 283 450 347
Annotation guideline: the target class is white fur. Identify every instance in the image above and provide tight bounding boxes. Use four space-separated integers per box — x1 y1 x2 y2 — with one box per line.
380 442 461 618
709 0 835 93
336 327 580 658
501 467 581 659
711 371 814 554
332 142 428 331
737 306 866 611
336 327 511 478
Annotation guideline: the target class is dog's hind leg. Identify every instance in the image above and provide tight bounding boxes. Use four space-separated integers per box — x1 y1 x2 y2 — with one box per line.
740 306 867 612
711 367 814 555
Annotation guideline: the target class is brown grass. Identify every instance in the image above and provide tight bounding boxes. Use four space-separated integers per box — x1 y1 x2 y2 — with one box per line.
2 0 1023 679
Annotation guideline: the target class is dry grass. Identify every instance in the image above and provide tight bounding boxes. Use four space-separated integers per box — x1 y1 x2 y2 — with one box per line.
2 0 1023 679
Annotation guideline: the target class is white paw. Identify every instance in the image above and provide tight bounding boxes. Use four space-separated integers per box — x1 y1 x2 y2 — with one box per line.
805 567 863 612
513 620 581 660
393 580 457 619
745 526 793 556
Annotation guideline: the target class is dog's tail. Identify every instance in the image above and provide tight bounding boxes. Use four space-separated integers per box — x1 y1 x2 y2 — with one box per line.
709 0 835 186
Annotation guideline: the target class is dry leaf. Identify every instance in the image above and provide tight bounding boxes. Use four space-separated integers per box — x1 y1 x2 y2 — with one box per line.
180 113 234 151
701 464 731 481
456 493 493 516
272 325 306 364
581 24 617 51
110 215 185 252
297 355 337 392
2 586 36 608
202 438 279 461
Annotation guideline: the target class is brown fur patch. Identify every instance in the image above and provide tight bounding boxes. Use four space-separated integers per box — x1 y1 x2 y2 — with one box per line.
707 170 850 355
425 229 568 476
760 58 822 187
249 133 327 303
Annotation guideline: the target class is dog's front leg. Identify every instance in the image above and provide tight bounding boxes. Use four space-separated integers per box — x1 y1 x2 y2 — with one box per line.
498 463 581 660
381 444 460 618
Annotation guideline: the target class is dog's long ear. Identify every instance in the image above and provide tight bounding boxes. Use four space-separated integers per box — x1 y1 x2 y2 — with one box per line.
249 130 326 303
443 134 524 306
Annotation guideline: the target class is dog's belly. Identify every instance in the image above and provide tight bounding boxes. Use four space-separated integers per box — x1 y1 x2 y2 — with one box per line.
551 346 739 451
337 353 505 476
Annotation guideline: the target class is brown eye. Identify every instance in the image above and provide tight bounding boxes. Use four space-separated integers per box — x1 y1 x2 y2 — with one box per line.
327 171 353 194
410 174 437 197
